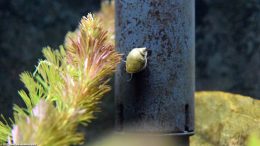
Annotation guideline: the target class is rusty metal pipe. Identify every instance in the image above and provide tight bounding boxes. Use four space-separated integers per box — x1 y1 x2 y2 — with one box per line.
115 0 195 145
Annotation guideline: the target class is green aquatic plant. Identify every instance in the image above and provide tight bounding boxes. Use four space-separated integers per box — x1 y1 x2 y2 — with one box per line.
0 13 121 146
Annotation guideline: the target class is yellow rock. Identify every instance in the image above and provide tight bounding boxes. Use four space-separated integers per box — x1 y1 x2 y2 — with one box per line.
192 91 260 146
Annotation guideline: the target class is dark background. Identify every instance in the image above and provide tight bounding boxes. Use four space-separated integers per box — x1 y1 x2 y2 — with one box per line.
0 0 259 143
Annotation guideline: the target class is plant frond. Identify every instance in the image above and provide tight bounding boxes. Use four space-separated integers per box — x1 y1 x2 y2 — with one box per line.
42 47 64 67
19 72 42 110
18 90 32 111
6 13 121 146
12 105 28 118
0 115 11 144
62 14 121 122
33 59 65 109
9 100 84 146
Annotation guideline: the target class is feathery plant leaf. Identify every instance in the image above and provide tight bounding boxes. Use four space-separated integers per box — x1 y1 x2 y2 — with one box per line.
2 13 121 146
0 115 11 144
10 100 84 145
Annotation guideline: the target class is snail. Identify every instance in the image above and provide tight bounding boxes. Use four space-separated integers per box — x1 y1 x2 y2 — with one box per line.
125 47 148 81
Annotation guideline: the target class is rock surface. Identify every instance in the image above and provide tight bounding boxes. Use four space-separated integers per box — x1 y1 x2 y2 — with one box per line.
192 91 260 146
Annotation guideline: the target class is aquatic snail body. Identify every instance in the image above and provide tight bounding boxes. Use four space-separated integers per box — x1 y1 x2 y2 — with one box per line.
125 47 148 74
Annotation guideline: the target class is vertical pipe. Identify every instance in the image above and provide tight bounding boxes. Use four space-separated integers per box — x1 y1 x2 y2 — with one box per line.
115 0 195 145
